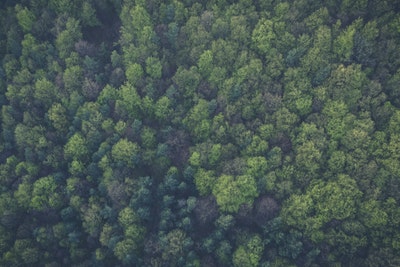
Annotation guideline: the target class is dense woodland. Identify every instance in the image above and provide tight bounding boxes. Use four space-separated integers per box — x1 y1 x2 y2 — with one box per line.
1 0 400 266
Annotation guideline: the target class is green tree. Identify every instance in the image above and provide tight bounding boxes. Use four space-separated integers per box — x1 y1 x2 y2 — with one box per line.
141 126 156 149
172 66 201 102
154 95 172 121
322 100 355 141
233 235 263 267
111 138 140 168
125 63 143 86
283 68 313 116
194 168 216 196
198 49 213 77
145 56 162 79
325 64 366 110
274 107 299 134
30 176 62 211
14 181 32 209
81 2 100 27
82 199 103 237
213 174 258 213
115 83 142 119
64 133 88 161
252 18 275 56
48 103 69 133
9 239 40 265
34 78 58 109
63 65 83 92
161 229 190 265
300 25 332 81
295 140 322 175
246 156 268 180
15 5 35 33
282 174 362 242
359 199 388 229
14 123 47 154
183 99 212 141
113 238 138 264
118 207 139 228
56 18 82 59
333 19 362 62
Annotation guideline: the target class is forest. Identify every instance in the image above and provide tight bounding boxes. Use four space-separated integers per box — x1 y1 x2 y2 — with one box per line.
1 0 400 266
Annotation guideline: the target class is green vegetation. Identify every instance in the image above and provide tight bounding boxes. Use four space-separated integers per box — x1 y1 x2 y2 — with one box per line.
1 0 400 266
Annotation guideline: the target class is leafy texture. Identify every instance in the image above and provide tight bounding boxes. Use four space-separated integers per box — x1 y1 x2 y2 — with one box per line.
1 0 400 266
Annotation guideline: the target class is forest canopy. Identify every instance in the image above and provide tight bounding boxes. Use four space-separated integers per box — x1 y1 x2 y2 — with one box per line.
1 0 400 266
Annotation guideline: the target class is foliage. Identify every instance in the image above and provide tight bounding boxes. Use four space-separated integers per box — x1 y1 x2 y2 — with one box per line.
213 174 258 213
1 0 400 266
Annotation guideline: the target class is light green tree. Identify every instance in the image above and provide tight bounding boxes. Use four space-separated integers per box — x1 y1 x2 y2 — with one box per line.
213 174 258 213
145 57 162 79
111 138 140 168
30 176 62 211
48 103 69 133
233 235 264 267
115 83 142 119
64 133 88 161
194 168 216 196
282 174 362 242
56 18 82 59
15 5 35 33
252 18 275 55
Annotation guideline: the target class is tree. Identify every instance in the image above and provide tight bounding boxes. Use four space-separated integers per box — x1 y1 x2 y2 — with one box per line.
300 25 332 81
246 156 268 180
63 65 83 93
139 126 155 149
154 95 172 121
198 49 213 78
282 174 362 243
359 199 388 229
14 181 32 209
172 66 201 102
325 64 366 111
253 196 279 226
118 207 139 228
230 15 250 46
113 238 140 264
194 168 216 196
81 2 100 27
145 56 162 79
322 100 355 141
34 78 58 109
213 174 258 213
111 138 140 168
283 68 313 116
56 18 82 59
353 19 379 68
328 150 346 173
183 99 212 141
333 19 362 62
115 83 142 119
194 195 219 227
274 107 299 134
161 229 191 266
252 18 275 56
295 140 322 175
64 133 88 161
9 239 40 265
233 235 263 267
47 103 69 133
14 123 46 154
15 5 35 33
125 63 143 86
30 175 62 211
